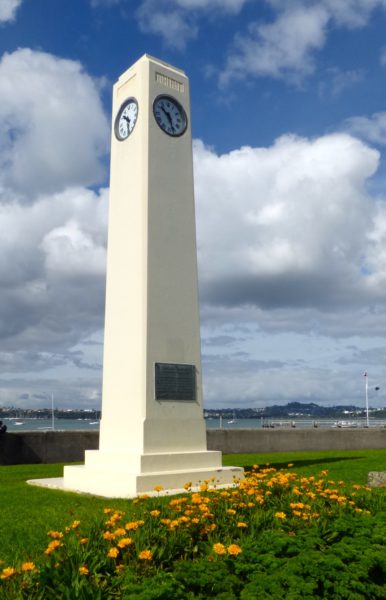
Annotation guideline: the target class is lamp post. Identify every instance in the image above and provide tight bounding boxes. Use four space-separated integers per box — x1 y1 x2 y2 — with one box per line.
50 393 55 430
364 372 369 427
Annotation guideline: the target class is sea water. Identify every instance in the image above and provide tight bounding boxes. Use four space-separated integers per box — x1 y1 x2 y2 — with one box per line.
3 417 385 432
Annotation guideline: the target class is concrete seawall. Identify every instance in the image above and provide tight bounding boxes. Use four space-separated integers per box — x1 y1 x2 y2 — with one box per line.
1 428 386 465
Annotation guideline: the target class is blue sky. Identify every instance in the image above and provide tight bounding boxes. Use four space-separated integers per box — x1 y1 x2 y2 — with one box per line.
1 0 386 411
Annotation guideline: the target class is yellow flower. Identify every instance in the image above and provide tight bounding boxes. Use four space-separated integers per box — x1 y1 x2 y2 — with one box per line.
125 521 143 531
213 543 226 555
44 540 63 555
107 547 119 558
117 537 132 548
184 482 192 490
103 508 114 514
1 567 17 579
275 512 286 519
113 527 126 537
21 562 36 572
237 522 247 528
226 509 236 515
103 531 115 540
227 544 242 556
150 510 160 517
139 550 153 561
79 565 89 576
154 485 164 492
70 520 81 529
79 538 89 545
287 463 294 468
47 530 63 539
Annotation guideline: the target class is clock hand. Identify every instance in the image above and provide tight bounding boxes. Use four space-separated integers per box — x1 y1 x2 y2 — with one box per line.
160 107 175 132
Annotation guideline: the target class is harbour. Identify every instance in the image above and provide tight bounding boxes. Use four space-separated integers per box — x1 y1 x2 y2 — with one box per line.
3 416 386 432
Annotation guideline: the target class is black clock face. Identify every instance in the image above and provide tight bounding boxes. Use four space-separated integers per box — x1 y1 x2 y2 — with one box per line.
153 95 187 137
114 97 138 141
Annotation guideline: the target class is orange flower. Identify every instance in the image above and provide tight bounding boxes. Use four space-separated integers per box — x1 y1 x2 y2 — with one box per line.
107 547 119 558
44 540 63 555
21 562 36 572
103 531 115 540
138 550 153 561
1 567 16 579
117 537 133 548
153 485 164 492
113 528 126 537
227 544 242 556
79 565 89 576
47 530 63 539
125 520 144 531
213 543 226 555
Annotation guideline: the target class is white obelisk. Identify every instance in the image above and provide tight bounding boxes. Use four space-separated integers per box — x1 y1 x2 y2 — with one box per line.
62 55 243 497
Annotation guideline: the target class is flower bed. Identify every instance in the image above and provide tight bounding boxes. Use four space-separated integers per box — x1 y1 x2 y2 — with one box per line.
1 465 386 598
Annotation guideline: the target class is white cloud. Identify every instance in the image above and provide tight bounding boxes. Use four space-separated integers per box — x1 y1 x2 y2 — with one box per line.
193 133 380 312
222 0 386 85
0 0 22 23
345 112 386 146
136 0 248 48
0 48 109 198
0 187 108 352
221 5 329 84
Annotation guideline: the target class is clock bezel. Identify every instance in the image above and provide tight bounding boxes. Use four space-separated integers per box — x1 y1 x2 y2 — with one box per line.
114 97 139 141
153 94 188 138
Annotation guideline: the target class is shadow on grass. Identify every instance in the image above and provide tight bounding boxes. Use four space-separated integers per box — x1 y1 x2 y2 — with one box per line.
242 456 364 472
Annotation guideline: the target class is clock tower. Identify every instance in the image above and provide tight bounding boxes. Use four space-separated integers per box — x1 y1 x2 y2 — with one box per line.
61 55 243 497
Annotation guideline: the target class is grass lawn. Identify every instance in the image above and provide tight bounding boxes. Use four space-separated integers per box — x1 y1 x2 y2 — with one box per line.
0 450 385 565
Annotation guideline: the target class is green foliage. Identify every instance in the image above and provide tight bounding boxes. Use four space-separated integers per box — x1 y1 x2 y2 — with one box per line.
1 459 386 599
0 451 386 600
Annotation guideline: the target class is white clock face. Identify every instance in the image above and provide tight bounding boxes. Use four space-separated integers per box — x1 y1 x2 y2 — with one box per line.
153 95 187 137
114 98 138 141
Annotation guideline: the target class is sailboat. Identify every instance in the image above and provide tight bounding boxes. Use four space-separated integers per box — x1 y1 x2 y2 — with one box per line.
227 410 237 424
38 394 55 430
88 410 99 425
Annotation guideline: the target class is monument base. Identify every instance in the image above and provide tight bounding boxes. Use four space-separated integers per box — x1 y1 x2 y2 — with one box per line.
30 449 243 498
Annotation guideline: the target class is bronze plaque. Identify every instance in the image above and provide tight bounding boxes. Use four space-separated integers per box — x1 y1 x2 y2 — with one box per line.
155 362 196 401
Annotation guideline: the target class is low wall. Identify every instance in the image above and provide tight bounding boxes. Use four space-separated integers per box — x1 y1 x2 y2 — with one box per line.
0 431 99 465
1 428 386 465
208 428 386 454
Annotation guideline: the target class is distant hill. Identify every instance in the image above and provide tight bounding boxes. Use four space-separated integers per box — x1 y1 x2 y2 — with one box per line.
204 402 386 420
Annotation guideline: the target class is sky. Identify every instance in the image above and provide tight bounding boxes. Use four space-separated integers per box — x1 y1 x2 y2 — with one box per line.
1 0 386 411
